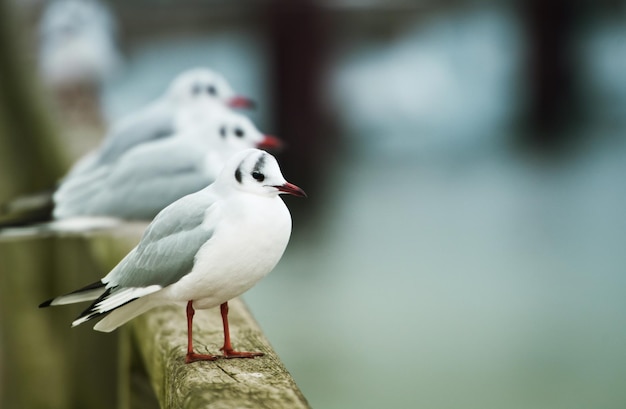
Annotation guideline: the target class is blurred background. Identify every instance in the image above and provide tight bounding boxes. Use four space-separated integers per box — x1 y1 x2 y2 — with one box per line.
1 0 626 408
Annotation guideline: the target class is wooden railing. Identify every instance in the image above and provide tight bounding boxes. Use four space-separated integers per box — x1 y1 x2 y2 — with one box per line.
124 300 309 409
0 227 310 409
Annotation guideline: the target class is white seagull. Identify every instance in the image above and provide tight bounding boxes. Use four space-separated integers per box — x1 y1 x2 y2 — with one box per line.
40 149 306 363
38 0 121 89
53 103 282 221
68 67 255 177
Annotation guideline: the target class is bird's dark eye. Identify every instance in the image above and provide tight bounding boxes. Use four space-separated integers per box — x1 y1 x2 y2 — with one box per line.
192 83 202 95
251 171 265 182
234 128 245 138
207 85 217 96
219 126 226 138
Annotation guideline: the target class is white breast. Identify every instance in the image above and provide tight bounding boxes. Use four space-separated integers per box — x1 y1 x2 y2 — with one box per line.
162 194 292 309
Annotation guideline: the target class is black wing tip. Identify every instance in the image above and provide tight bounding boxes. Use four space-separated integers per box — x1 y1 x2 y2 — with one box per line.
38 280 106 309
73 291 140 327
39 299 53 308
72 311 101 327
73 280 107 293
73 287 113 323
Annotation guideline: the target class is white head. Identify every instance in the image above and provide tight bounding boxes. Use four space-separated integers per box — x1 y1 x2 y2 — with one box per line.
177 102 282 152
166 68 255 109
215 109 282 153
217 149 306 198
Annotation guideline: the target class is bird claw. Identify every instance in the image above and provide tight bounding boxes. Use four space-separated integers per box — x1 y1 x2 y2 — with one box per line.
186 350 264 363
220 348 264 359
185 352 219 363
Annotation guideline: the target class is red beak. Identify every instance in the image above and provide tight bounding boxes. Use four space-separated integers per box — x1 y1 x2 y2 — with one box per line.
275 182 307 198
256 135 284 151
227 96 256 109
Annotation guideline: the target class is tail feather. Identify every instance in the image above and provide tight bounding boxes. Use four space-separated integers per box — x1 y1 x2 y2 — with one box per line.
39 281 107 308
1 217 122 239
0 190 54 228
1 189 54 215
93 297 158 332
71 285 162 329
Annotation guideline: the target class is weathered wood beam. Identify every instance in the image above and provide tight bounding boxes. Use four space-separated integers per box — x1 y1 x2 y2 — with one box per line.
128 298 310 409
0 232 132 409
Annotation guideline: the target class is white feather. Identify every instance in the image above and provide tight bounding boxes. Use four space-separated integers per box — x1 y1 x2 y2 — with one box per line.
50 288 106 306
71 285 161 328
98 285 161 313
93 297 161 332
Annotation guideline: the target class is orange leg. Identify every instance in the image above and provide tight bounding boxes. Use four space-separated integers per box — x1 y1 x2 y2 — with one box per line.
185 301 218 363
219 301 264 359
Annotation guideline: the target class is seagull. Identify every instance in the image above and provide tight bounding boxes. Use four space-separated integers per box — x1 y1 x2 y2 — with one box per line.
40 149 306 363
0 70 254 227
38 0 121 89
67 67 256 177
0 102 278 232
53 103 282 221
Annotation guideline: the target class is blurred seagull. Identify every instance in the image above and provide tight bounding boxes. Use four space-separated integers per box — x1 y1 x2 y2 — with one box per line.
68 67 256 177
40 149 306 363
38 0 121 89
53 103 282 221
0 102 275 232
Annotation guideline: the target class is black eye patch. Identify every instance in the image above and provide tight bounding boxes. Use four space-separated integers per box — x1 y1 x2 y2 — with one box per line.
192 83 202 95
207 85 217 96
219 126 227 138
234 128 245 138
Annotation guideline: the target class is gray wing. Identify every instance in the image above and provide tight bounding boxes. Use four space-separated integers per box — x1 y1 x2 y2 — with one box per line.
63 99 175 179
69 191 218 328
106 190 218 288
95 99 175 167
53 138 213 220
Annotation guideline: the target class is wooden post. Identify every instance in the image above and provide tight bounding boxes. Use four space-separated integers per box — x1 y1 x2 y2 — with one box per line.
127 299 311 408
518 0 583 153
0 0 67 201
0 223 145 408
0 234 122 409
266 0 334 198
